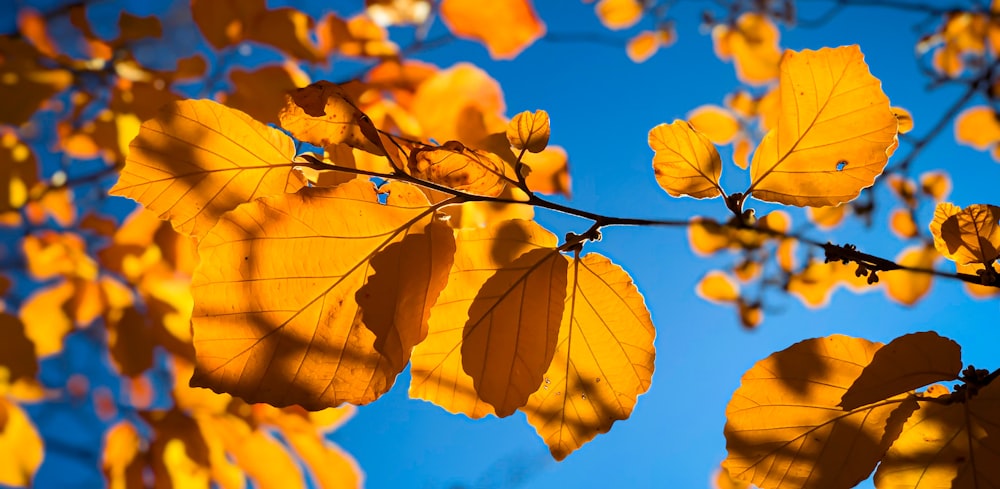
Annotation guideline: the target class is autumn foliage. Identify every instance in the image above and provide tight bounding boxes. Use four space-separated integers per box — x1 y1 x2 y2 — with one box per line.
2 1 1000 488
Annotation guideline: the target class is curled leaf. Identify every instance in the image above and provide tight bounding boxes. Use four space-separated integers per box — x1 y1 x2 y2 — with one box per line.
279 80 384 155
507 110 550 153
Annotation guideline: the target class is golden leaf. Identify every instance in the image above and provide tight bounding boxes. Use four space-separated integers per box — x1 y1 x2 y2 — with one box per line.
409 63 507 146
919 171 951 202
191 0 321 61
279 80 384 155
522 254 654 460
595 0 643 30
839 331 960 410
697 271 740 303
224 64 310 124
626 28 675 63
366 0 432 26
889 209 918 239
723 335 917 489
0 397 44 487
190 179 455 408
874 381 1000 488
891 106 914 134
688 105 741 145
19 281 74 357
407 141 508 197
930 202 1000 265
507 110 550 153
410 219 564 418
884 245 939 306
787 259 873 308
439 0 545 59
102 421 145 489
110 99 298 238
747 46 898 207
649 120 723 199
521 145 571 197
955 106 1000 156
806 205 847 230
712 13 781 85
0 130 39 214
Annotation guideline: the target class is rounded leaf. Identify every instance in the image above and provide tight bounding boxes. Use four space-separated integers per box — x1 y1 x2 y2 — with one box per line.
649 120 723 199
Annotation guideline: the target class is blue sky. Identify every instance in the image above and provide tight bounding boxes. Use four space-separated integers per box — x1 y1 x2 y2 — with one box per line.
5 1 1000 488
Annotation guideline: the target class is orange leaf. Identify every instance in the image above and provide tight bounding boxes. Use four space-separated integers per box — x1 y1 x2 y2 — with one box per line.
224 64 310 124
507 110 550 153
723 335 917 489
439 0 545 59
522 254 655 460
697 271 740 303
748 46 898 206
19 281 75 357
889 208 918 239
110 99 298 238
410 219 563 418
0 397 44 487
279 80 384 155
105 306 155 377
891 106 914 134
712 13 781 85
102 421 145 489
190 180 455 408
366 0 432 26
930 202 1000 265
0 130 39 213
409 63 507 145
839 331 960 410
787 259 874 308
407 141 508 197
595 0 643 30
919 171 951 202
521 145 571 196
0 38 73 126
955 106 1000 155
649 121 723 199
626 29 674 63
687 105 740 145
806 204 846 230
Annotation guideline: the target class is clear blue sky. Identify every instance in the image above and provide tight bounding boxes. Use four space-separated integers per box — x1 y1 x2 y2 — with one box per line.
5 1 1000 488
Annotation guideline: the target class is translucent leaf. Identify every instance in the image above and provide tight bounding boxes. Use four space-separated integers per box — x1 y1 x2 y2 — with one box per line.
407 141 507 197
0 397 44 487
190 180 455 408
521 145 571 196
688 105 740 145
724 335 917 489
102 421 145 489
191 0 321 61
410 219 564 418
697 271 740 303
955 106 1000 155
279 80 384 155
748 46 898 207
891 106 914 134
649 121 724 199
439 0 545 59
919 171 951 202
19 281 74 357
787 259 873 308
875 381 1000 488
0 130 39 214
712 13 781 85
507 110 550 153
0 38 72 126
883 245 939 306
806 205 846 230
930 202 1000 265
224 64 310 124
626 29 674 63
110 99 298 238
839 331 960 410
522 254 654 460
409 63 507 145
366 0 432 26
889 209 918 239
595 0 643 30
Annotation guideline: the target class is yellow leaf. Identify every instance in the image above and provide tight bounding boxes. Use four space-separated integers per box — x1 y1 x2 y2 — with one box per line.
521 145 571 197
409 63 507 145
278 80 384 155
712 13 782 85
0 130 39 213
930 202 1000 265
206 414 306 489
595 0 643 30
191 0 321 61
410 219 563 418
102 421 145 489
958 261 1000 298
697 271 740 303
224 64 310 124
688 105 741 145
889 208 918 239
919 170 951 202
626 29 674 63
787 259 873 308
955 106 1000 155
874 381 1000 488
714 465 752 489
747 46 898 207
507 110 550 153
190 179 455 408
522 254 654 460
806 205 846 230
366 0 432 26
884 245 939 306
723 335 917 489
19 281 74 357
110 99 298 238
439 0 545 59
839 331 960 410
0 397 44 487
407 141 508 197
891 106 914 134
649 120 723 199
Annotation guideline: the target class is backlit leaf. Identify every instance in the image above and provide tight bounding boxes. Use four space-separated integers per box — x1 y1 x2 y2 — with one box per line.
930 202 1000 265
110 99 298 238
409 63 507 146
191 179 455 408
0 38 72 126
595 0 643 30
723 335 917 489
891 106 914 134
883 245 939 306
224 64 310 124
19 281 74 357
279 80 384 155
712 13 781 85
806 205 847 230
955 106 1000 156
626 29 675 63
521 145 571 196
407 141 508 197
410 219 563 418
439 0 545 59
889 209 918 239
787 259 873 308
0 130 39 214
747 46 898 207
0 397 44 487
919 171 951 202
507 110 550 153
874 381 1000 488
839 331 960 410
366 0 432 26
688 105 741 145
102 421 145 489
697 271 740 303
523 254 655 460
649 120 724 199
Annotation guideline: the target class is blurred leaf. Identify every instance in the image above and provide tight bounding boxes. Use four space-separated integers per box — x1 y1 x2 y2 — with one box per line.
594 0 643 30
883 246 939 306
439 0 545 59
712 13 781 85
697 271 740 303
0 397 44 487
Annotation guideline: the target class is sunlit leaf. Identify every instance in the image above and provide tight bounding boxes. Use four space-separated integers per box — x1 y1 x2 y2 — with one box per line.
204 414 306 489
507 110 550 153
688 105 740 145
19 281 74 357
697 271 740 303
626 29 675 63
407 141 508 197
409 63 507 146
955 106 1000 157
594 0 643 30
0 397 44 487
0 130 39 214
712 13 781 85
723 335 917 489
891 106 914 134
410 219 563 418
889 209 918 239
930 202 1000 265
439 0 545 59
191 179 455 408
787 259 873 308
224 64 310 124
110 99 298 238
747 46 898 207
649 120 723 199
191 0 321 61
919 171 951 202
839 331 960 410
366 0 432 26
522 253 654 460
883 246 939 306
521 145 571 196
102 421 145 489
874 381 1000 488
806 205 847 230
279 80 384 155
316 13 398 58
